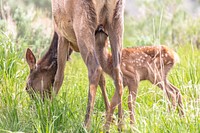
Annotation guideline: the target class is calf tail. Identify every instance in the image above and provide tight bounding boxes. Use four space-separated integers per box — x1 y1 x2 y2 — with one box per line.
172 51 180 64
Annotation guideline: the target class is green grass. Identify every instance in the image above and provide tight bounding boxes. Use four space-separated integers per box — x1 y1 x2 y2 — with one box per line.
0 0 200 132
0 31 199 133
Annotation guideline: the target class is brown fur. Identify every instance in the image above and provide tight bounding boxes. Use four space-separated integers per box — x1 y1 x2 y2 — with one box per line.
26 32 61 98
25 32 74 98
26 32 110 108
95 31 184 124
26 30 184 130
26 0 125 131
52 0 125 131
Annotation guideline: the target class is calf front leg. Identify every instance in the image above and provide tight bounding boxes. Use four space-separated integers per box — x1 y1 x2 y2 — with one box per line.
99 73 110 112
53 36 70 95
128 83 138 125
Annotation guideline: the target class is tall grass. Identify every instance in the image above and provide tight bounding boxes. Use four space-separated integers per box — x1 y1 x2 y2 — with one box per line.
0 0 200 132
0 31 199 132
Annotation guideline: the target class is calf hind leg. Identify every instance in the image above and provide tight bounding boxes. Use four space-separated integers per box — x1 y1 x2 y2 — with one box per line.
164 81 184 116
168 81 184 116
155 80 176 111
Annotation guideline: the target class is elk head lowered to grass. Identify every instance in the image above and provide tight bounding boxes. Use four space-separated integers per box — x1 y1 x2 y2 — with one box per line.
26 29 184 131
25 32 73 98
94 29 184 124
51 0 125 131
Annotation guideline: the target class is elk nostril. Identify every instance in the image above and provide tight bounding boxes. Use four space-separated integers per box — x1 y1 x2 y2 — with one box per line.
25 87 31 92
25 83 31 91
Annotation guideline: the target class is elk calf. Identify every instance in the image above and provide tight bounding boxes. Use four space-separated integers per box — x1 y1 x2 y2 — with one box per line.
95 31 184 124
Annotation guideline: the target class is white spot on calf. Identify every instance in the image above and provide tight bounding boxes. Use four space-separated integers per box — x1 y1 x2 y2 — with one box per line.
122 63 126 67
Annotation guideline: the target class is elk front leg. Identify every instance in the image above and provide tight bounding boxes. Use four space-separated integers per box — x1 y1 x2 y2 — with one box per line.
78 43 102 129
74 28 102 130
53 36 69 95
99 73 110 112
105 13 124 132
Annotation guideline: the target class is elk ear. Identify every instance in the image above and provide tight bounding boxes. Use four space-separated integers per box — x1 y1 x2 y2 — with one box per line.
26 48 36 70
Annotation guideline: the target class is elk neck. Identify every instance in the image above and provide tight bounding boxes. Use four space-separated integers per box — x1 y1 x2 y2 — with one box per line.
37 32 58 70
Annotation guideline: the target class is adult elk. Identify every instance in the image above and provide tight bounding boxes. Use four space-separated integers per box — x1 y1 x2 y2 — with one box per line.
26 0 125 131
94 30 184 123
25 32 72 98
25 32 110 113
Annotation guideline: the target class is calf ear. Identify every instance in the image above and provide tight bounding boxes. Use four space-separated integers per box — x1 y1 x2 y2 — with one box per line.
26 48 36 70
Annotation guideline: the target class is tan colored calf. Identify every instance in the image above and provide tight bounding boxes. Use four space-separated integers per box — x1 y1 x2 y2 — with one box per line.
95 30 184 124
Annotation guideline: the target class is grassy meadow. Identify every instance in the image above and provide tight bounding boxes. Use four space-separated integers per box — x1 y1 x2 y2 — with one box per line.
0 0 200 132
